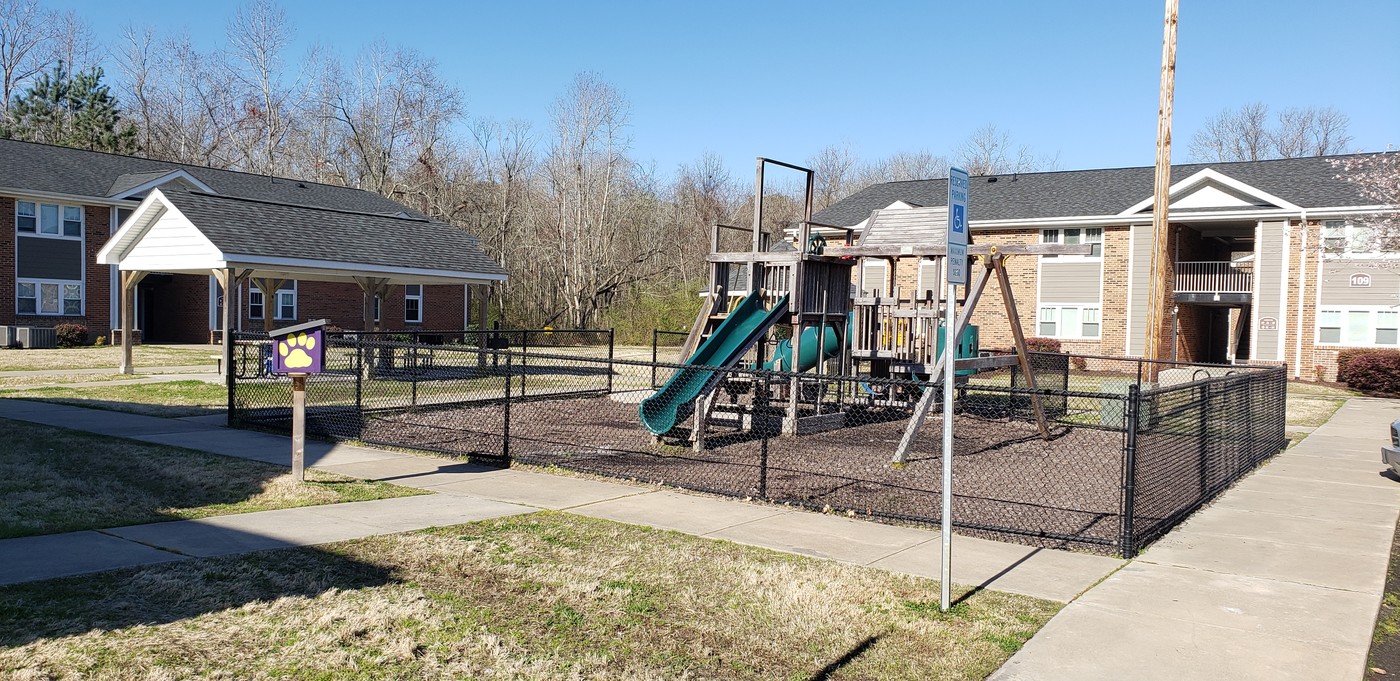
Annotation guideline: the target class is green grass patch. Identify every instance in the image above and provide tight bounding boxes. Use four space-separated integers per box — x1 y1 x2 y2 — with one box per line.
0 418 426 538
0 513 1060 680
0 380 228 417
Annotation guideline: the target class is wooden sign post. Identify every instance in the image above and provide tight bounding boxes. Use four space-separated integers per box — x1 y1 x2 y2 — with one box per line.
269 319 329 482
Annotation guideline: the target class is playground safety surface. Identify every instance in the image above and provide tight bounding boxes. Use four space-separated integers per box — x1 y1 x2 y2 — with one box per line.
360 396 1128 552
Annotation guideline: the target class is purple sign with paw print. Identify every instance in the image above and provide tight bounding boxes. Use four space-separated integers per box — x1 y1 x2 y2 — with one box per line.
270 320 328 374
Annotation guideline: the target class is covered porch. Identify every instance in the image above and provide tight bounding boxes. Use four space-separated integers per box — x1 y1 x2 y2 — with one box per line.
96 187 508 381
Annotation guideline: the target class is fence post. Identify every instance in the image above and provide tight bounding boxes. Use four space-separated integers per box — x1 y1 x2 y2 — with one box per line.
355 333 363 417
1120 384 1140 557
410 337 419 409
758 367 770 500
651 330 659 389
607 329 616 394
225 333 236 427
503 350 512 461
1198 381 1210 497
520 330 529 397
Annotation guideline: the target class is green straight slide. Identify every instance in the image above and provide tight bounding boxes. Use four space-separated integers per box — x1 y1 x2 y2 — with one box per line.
640 291 790 435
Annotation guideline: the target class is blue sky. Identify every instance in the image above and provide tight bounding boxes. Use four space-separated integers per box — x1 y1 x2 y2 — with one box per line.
64 0 1400 178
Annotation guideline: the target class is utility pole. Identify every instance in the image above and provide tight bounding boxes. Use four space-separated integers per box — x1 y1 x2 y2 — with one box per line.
1145 0 1179 364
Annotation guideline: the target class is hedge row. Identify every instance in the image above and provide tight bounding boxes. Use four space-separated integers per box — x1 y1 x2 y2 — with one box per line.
1337 348 1400 394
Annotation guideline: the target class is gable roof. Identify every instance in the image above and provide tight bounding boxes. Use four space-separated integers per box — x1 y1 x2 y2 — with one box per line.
104 187 506 281
813 153 1390 227
0 138 417 216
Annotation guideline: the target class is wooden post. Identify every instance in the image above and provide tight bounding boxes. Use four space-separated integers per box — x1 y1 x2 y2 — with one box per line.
211 268 248 387
291 373 306 481
253 278 287 335
118 270 148 374
1144 0 1179 365
992 256 1051 439
892 259 992 464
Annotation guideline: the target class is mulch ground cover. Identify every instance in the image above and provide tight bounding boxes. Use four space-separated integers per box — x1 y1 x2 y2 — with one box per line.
364 396 1129 552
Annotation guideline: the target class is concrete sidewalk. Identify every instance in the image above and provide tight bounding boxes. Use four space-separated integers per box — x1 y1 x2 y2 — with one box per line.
0 398 1121 602
993 397 1400 681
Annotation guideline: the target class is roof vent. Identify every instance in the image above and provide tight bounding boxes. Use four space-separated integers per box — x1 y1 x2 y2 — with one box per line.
987 177 998 183
297 182 307 188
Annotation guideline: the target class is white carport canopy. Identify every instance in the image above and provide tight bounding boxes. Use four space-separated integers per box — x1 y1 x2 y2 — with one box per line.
97 187 508 376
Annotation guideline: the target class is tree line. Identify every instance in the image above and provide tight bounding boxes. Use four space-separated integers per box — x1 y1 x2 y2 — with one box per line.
0 0 1380 335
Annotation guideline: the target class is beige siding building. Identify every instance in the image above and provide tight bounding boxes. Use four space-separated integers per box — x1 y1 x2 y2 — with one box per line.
811 153 1398 381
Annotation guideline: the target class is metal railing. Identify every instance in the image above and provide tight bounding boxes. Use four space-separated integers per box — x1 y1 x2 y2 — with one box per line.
229 339 1287 558
1174 261 1253 294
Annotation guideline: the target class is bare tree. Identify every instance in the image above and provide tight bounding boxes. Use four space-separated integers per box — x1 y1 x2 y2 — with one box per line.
46 10 100 75
226 0 297 175
1333 153 1400 254
808 144 859 211
0 0 58 118
956 123 1057 175
1192 102 1352 161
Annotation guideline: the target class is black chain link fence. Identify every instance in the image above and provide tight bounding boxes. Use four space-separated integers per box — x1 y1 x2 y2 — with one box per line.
230 330 1287 557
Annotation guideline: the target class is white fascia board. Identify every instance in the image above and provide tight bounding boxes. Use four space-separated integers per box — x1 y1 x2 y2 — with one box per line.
1117 168 1303 216
108 169 215 199
97 188 222 266
96 190 170 264
0 186 134 207
215 254 509 285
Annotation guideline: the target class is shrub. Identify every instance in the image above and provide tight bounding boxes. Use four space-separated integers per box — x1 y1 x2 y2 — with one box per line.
1337 349 1400 394
94 336 107 347
1336 348 1369 383
55 323 89 348
1072 355 1088 371
1024 337 1062 353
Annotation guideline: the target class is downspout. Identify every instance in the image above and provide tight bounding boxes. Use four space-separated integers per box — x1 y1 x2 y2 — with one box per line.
1293 211 1308 379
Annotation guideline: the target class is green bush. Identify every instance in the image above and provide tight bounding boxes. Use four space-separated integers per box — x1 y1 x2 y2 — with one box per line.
1337 349 1400 394
600 281 705 346
55 323 89 348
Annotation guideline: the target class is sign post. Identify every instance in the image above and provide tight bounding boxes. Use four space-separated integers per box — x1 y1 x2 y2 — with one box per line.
269 319 328 482
942 167 969 612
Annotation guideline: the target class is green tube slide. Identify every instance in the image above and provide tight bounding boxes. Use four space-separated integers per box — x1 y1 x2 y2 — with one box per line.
639 291 790 435
762 321 843 372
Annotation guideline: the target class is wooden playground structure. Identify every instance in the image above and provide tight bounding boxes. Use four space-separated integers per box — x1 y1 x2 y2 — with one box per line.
651 157 1093 458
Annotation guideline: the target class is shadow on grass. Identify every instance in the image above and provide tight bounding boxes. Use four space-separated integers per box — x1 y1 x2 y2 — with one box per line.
0 540 397 649
3 394 226 419
806 633 883 681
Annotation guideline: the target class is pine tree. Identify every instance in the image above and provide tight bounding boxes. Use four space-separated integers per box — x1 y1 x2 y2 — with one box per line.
0 61 138 153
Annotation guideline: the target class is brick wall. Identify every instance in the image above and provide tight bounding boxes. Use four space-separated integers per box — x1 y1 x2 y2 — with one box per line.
233 280 465 338
2 198 113 340
0 196 13 326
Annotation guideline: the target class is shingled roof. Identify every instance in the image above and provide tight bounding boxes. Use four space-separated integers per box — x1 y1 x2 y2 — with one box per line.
154 189 506 279
813 153 1388 227
0 138 417 216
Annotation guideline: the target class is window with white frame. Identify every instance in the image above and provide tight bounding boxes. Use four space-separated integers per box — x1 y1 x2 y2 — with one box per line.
917 259 940 299
1037 304 1101 339
1041 228 1103 258
860 261 888 297
1317 307 1399 347
17 280 82 316
16 200 82 238
1322 220 1382 256
404 285 423 323
248 282 296 320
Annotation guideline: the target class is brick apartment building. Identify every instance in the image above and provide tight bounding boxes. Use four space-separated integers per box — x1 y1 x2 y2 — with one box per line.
1 139 506 345
812 153 1398 381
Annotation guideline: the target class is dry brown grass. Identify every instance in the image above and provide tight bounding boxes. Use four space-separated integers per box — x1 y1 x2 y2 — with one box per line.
1286 395 1346 429
0 418 425 538
0 513 1059 680
0 345 217 372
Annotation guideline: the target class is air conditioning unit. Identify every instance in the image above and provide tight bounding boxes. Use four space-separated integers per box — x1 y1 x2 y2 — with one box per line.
0 326 15 348
15 326 58 349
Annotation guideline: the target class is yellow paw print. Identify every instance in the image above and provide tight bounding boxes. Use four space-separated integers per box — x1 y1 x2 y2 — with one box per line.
278 332 316 369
